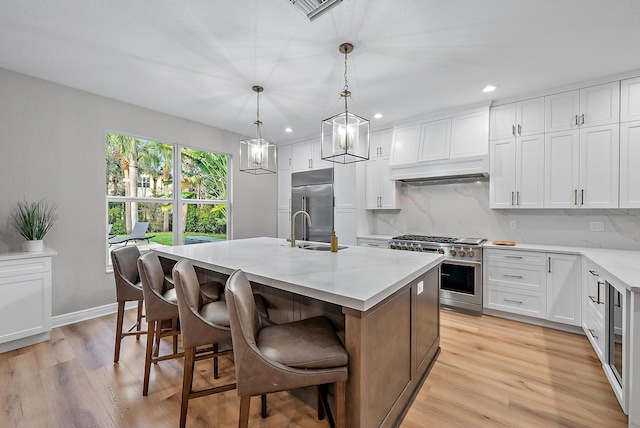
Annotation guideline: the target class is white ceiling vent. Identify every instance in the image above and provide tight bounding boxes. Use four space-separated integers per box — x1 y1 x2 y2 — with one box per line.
288 0 343 21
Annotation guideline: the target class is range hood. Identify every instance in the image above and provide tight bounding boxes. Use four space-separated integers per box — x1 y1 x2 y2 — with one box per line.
389 154 489 183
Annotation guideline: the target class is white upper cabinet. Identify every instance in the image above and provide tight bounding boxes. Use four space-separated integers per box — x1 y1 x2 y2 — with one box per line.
619 121 640 208
490 135 544 209
417 119 451 162
277 168 291 210
450 109 489 158
545 82 620 132
621 76 640 122
333 163 356 208
291 138 331 172
365 156 398 209
389 125 420 165
277 144 292 171
490 97 544 140
371 128 393 158
544 124 619 209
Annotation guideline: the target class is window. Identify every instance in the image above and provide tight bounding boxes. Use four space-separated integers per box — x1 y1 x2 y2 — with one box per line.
105 133 229 267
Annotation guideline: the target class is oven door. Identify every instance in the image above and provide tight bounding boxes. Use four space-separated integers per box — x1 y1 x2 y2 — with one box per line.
440 259 482 314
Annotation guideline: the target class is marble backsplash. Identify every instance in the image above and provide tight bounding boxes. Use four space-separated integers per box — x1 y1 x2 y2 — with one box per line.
366 180 640 250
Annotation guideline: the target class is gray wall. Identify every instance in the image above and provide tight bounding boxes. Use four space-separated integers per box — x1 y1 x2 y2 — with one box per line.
365 181 640 250
0 68 277 316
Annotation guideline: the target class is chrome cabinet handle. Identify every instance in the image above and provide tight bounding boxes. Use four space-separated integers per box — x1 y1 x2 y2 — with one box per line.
574 115 579 126
511 191 515 206
517 124 521 135
581 189 584 205
588 329 598 339
512 125 516 136
503 274 523 279
504 298 523 304
581 114 585 125
516 191 520 206
597 280 604 304
574 189 578 205
504 255 523 259
548 256 551 273
589 269 599 276
589 295 598 303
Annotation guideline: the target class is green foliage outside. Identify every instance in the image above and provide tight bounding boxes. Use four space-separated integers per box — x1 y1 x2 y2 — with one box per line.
106 134 228 242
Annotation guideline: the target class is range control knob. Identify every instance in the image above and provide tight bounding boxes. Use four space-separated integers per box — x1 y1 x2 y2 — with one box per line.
449 249 456 256
437 248 445 254
458 250 466 257
468 250 475 258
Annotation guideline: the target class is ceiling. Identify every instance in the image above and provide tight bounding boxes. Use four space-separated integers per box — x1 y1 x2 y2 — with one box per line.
1 0 640 144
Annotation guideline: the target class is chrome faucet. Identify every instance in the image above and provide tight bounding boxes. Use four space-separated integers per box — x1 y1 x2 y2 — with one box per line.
291 210 312 247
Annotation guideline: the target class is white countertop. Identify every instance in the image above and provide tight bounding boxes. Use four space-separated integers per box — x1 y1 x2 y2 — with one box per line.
0 248 57 261
154 237 443 311
484 242 640 291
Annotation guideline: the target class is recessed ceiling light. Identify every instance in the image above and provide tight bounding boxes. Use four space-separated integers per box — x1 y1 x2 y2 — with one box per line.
285 127 293 133
482 85 497 93
373 113 383 119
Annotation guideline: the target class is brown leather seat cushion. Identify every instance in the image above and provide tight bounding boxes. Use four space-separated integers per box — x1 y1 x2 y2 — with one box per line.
200 281 223 303
200 300 230 327
163 288 178 304
256 316 348 369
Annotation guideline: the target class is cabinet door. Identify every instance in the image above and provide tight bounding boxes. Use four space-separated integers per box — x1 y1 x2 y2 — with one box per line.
277 144 292 170
378 128 394 157
418 119 451 162
277 169 291 210
516 97 545 136
277 209 291 239
365 159 380 209
547 253 582 326
620 121 640 208
621 76 640 123
515 134 545 208
490 103 516 140
545 90 580 133
489 138 515 208
580 82 620 127
334 163 356 208
580 124 619 208
310 138 331 170
390 125 420 165
291 140 312 172
544 130 580 208
450 109 489 158
378 157 398 209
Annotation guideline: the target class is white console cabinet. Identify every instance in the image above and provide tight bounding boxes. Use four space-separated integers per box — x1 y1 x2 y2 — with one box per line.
0 249 56 353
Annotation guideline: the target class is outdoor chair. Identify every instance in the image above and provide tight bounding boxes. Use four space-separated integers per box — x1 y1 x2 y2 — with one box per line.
109 221 155 247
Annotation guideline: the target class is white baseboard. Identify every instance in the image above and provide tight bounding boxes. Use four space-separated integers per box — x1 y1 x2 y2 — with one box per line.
52 301 138 329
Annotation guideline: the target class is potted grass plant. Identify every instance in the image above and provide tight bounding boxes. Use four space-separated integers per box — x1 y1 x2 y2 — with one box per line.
11 199 57 252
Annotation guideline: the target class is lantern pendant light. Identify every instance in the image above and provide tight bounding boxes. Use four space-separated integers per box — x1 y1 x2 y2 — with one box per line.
321 42 370 164
239 85 277 174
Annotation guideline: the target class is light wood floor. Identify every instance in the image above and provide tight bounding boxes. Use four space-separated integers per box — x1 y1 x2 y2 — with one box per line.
0 309 627 427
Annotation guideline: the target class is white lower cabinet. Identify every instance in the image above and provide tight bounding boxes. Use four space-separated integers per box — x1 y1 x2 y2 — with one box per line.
547 253 582 326
356 237 390 249
484 248 581 326
0 251 55 353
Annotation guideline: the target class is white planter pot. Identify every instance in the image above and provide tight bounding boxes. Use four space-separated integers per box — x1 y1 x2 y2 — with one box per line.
23 240 44 252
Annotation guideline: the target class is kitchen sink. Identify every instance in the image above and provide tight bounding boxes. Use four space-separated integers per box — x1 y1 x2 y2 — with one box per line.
297 244 346 251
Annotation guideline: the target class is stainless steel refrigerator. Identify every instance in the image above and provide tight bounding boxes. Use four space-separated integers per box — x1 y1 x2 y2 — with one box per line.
291 168 334 243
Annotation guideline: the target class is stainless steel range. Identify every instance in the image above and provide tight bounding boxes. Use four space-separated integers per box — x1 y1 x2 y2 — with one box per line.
389 235 486 315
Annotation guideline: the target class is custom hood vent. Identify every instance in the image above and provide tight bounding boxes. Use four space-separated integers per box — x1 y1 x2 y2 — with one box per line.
288 0 343 21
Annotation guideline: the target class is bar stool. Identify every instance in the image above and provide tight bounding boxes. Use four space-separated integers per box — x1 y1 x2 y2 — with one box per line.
172 259 238 428
225 269 348 428
110 246 147 363
137 251 183 396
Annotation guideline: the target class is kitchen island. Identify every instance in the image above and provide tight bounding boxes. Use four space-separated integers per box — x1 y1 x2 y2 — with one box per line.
154 237 443 428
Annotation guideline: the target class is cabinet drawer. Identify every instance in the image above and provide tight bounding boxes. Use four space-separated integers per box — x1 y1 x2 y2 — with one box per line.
485 263 546 292
485 286 546 319
357 238 389 249
0 257 51 278
484 249 546 266
584 302 606 362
